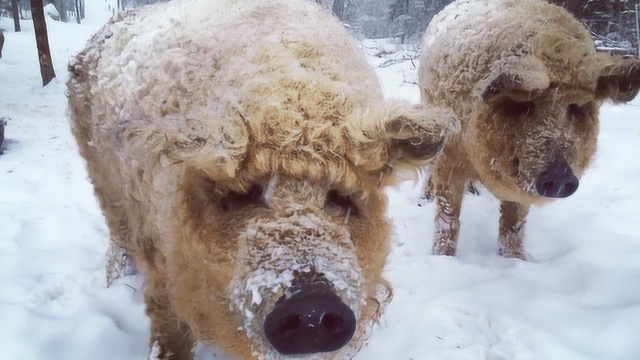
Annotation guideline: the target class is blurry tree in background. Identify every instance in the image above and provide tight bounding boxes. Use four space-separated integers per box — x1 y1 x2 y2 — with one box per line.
0 0 85 23
117 0 168 11
0 0 637 56
332 0 346 20
30 0 56 85
333 0 638 54
550 0 639 56
388 0 449 43
10 0 20 31
73 0 84 23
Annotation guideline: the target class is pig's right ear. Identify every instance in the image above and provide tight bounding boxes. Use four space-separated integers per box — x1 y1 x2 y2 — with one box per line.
382 102 459 166
161 112 249 180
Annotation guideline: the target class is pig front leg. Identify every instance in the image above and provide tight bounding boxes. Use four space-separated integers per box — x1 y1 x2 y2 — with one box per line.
145 273 195 360
429 168 466 256
498 201 529 260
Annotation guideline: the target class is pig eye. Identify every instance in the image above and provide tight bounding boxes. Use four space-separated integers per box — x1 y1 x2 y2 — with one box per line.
325 190 359 216
567 103 589 120
501 99 535 117
220 185 264 211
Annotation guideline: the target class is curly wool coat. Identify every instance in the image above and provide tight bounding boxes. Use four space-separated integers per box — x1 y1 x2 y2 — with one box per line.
420 0 640 259
67 0 458 359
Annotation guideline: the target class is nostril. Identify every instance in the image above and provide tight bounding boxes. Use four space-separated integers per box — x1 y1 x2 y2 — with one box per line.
563 179 578 195
321 313 344 333
541 180 555 191
278 313 302 337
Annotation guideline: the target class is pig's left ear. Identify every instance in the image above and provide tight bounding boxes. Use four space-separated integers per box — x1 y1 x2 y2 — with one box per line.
595 58 640 103
382 102 459 166
480 55 551 102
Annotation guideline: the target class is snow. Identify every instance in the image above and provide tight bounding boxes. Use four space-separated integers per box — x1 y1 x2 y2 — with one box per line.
44 4 60 20
2 4 640 360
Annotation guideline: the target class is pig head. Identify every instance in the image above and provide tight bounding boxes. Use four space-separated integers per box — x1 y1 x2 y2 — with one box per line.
153 102 456 360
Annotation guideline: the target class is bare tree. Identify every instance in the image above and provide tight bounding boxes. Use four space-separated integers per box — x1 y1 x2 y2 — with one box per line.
550 0 584 18
11 0 21 32
332 0 346 20
50 0 67 22
30 0 56 86
74 0 85 24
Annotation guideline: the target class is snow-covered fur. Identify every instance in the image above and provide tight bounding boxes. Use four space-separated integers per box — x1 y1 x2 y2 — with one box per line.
67 0 458 359
420 0 640 259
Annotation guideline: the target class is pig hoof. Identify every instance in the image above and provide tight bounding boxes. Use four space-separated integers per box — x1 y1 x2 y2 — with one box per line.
499 248 527 260
432 243 456 256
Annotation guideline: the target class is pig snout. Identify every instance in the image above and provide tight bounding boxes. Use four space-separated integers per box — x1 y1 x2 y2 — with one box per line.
535 158 579 198
263 281 356 355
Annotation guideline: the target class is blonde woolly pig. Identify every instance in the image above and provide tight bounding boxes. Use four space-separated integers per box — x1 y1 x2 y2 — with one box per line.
420 0 640 260
67 0 458 359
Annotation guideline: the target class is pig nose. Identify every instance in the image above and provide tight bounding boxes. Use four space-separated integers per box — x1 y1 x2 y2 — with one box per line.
535 159 579 198
263 284 356 355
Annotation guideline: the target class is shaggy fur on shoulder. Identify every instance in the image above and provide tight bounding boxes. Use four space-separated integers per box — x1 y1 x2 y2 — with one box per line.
67 0 458 359
420 0 640 259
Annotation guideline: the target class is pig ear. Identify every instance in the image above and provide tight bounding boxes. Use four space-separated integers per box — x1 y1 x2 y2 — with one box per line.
481 73 523 102
160 112 249 180
480 55 550 102
383 103 459 165
595 58 640 103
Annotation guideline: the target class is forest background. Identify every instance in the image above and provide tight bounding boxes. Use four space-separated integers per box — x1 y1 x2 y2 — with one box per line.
1 0 639 57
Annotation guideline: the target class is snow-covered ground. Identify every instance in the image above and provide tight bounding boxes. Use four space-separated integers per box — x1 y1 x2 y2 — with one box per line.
1 4 640 360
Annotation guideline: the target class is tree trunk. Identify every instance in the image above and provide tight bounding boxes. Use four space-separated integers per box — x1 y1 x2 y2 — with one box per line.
613 0 621 20
332 0 345 21
636 3 640 57
30 0 56 86
53 0 67 22
11 0 21 32
557 0 585 18
74 0 83 24
79 0 85 20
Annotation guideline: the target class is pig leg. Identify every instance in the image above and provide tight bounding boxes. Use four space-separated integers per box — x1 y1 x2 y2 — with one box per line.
430 170 466 256
145 274 195 360
498 201 528 260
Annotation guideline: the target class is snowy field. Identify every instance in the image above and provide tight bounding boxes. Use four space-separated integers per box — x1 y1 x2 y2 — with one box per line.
1 3 640 360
